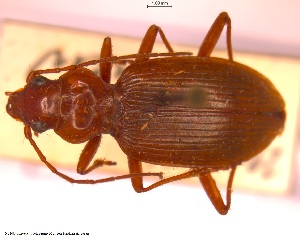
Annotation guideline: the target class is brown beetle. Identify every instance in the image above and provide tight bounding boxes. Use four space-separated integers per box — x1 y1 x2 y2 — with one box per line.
6 12 285 215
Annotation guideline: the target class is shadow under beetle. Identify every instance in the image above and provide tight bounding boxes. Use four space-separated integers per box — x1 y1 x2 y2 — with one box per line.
6 12 285 215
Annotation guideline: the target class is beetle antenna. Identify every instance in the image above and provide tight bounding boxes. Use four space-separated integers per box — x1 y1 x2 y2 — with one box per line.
23 125 163 184
25 52 192 83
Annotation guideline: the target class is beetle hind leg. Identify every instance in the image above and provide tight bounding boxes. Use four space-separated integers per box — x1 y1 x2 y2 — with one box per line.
199 167 236 215
128 157 236 215
198 12 233 61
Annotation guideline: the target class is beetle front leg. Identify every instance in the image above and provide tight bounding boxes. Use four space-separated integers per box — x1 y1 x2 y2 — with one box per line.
99 37 113 83
76 135 117 175
24 126 161 184
25 37 113 85
199 167 236 215
198 12 233 61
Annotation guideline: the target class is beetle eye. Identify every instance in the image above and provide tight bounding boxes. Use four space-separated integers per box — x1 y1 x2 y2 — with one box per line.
31 76 49 86
6 102 12 111
30 121 48 133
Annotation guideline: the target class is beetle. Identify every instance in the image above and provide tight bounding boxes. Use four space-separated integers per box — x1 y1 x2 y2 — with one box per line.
6 12 285 215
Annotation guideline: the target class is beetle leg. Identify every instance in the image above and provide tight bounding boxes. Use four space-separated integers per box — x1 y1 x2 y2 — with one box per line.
198 12 233 61
76 135 117 175
136 25 174 62
128 157 236 215
99 37 113 83
24 126 162 183
128 157 199 191
199 167 236 215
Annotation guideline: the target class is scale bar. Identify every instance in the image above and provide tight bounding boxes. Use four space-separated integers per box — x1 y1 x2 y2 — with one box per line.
147 5 172 8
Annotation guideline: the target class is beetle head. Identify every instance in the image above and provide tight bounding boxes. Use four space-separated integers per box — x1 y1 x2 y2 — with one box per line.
6 75 62 133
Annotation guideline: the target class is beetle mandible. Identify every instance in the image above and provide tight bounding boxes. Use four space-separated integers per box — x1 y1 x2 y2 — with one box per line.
6 12 285 215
